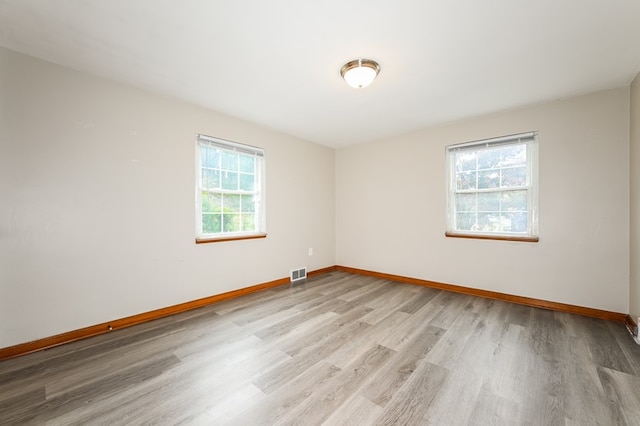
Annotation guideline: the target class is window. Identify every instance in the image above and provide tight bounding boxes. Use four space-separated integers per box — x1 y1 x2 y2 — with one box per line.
446 132 539 242
196 134 266 243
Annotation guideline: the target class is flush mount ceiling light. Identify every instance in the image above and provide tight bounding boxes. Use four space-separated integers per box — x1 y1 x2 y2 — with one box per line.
340 59 380 89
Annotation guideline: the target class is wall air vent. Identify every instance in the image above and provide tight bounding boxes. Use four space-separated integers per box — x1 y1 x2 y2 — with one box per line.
290 267 307 282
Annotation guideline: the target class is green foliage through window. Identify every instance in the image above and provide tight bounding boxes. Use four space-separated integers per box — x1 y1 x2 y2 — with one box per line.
446 132 538 238
196 135 265 239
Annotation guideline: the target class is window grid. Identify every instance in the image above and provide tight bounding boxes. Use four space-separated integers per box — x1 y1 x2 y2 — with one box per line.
196 135 265 241
446 132 538 239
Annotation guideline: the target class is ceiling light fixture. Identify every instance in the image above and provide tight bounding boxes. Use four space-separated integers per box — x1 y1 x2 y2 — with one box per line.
340 59 380 89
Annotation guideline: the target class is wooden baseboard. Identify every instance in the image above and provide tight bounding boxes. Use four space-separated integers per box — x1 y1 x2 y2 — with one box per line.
1 264 627 361
0 266 337 361
335 265 627 323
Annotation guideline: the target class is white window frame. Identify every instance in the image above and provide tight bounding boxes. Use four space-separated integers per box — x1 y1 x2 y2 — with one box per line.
445 132 539 242
195 134 266 243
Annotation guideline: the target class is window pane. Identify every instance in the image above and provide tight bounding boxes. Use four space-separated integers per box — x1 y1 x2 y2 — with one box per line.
200 146 208 166
239 155 255 173
500 144 526 167
223 213 240 232
501 190 527 212
478 147 501 169
223 194 241 212
456 212 476 231
242 214 256 231
456 171 476 190
477 191 500 212
478 170 500 189
455 193 476 212
202 169 220 189
501 166 526 187
221 171 238 190
502 212 528 233
203 213 221 234
241 194 255 213
477 212 501 231
202 192 222 213
201 146 220 168
239 173 254 191
456 152 477 172
221 151 238 171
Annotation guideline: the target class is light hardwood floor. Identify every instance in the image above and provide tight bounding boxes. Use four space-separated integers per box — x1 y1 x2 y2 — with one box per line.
1 271 640 425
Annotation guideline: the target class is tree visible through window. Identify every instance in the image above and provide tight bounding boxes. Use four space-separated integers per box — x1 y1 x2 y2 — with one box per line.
196 135 266 242
446 132 538 241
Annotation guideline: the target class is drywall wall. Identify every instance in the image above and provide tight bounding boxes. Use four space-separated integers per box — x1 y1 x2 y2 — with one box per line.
336 88 630 313
0 47 335 348
631 71 640 320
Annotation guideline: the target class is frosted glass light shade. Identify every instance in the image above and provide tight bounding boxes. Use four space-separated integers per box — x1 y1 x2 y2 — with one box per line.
340 59 380 88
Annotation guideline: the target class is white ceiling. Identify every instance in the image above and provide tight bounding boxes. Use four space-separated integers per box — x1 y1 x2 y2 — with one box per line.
1 1 639 148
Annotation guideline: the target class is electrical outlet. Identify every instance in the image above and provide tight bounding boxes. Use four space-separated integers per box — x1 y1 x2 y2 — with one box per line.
308 248 313 256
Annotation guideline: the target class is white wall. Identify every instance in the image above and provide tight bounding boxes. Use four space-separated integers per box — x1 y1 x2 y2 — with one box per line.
336 88 630 313
0 45 634 350
630 72 640 320
0 47 335 348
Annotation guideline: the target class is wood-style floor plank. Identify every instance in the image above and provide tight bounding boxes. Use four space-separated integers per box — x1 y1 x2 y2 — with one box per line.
223 361 341 425
1 271 640 425
361 324 445 408
598 367 640 425
375 361 449 425
275 344 395 425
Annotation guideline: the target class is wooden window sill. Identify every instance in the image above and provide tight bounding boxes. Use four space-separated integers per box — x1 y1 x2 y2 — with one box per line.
196 233 267 244
445 232 539 243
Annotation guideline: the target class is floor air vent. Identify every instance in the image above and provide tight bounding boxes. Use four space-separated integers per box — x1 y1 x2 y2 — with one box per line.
290 267 307 282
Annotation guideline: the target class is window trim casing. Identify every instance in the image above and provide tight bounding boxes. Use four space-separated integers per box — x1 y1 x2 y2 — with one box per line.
445 131 539 242
195 134 266 243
